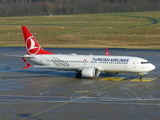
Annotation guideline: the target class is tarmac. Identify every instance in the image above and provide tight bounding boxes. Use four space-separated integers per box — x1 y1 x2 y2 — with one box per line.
0 47 160 120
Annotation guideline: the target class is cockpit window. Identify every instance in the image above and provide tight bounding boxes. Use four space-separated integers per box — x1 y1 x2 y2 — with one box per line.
141 62 150 64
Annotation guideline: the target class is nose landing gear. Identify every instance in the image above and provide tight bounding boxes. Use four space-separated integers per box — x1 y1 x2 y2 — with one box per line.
139 72 148 80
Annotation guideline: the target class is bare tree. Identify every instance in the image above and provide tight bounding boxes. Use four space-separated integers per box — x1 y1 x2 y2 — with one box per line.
0 0 160 16
45 2 53 14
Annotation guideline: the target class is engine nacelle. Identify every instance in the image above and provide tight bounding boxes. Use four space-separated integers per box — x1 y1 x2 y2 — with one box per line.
81 67 100 78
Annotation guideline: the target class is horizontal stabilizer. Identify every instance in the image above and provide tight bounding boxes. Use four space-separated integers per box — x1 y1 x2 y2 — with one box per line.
5 54 35 59
4 55 24 57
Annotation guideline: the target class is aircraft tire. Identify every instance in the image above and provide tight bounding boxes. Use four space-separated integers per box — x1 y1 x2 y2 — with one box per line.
75 73 82 78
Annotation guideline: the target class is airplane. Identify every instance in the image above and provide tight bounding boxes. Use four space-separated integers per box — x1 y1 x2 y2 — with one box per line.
18 26 155 79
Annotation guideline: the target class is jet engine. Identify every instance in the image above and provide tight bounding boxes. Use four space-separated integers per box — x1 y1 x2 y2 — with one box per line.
81 67 100 78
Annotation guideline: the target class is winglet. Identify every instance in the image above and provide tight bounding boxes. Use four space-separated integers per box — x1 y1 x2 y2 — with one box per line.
105 48 110 56
22 26 54 55
22 57 32 70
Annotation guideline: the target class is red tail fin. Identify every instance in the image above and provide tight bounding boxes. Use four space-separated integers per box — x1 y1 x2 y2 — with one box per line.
105 48 110 56
22 26 53 55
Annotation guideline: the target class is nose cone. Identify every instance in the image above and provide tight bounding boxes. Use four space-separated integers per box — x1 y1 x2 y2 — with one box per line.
149 64 156 71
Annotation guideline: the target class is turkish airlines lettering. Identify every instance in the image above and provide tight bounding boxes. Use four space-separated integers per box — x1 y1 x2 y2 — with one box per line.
21 26 155 79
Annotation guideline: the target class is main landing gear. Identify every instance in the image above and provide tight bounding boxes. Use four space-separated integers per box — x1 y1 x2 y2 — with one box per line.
75 72 82 78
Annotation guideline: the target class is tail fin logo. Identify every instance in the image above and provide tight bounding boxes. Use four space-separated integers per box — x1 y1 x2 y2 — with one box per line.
26 36 41 55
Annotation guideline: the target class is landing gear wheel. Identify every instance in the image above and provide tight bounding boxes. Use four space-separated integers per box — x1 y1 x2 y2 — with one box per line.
75 73 82 78
139 75 142 80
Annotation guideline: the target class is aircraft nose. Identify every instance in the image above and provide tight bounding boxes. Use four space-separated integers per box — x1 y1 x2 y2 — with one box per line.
149 64 156 71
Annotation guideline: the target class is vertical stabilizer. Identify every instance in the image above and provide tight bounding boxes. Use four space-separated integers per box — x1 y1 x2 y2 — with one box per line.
22 26 53 55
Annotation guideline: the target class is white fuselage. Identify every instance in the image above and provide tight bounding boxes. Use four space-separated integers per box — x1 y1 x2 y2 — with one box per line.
20 26 156 78
25 54 155 75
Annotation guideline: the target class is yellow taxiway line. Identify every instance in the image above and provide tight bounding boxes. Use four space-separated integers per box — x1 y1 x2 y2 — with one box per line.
22 80 125 120
75 90 91 93
130 77 158 82
102 77 123 81
22 76 158 120
102 77 158 82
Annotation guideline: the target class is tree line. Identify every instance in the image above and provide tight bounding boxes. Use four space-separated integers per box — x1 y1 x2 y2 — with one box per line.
0 0 160 16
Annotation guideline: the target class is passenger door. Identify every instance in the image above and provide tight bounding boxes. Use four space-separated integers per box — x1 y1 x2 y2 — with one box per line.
132 61 136 68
